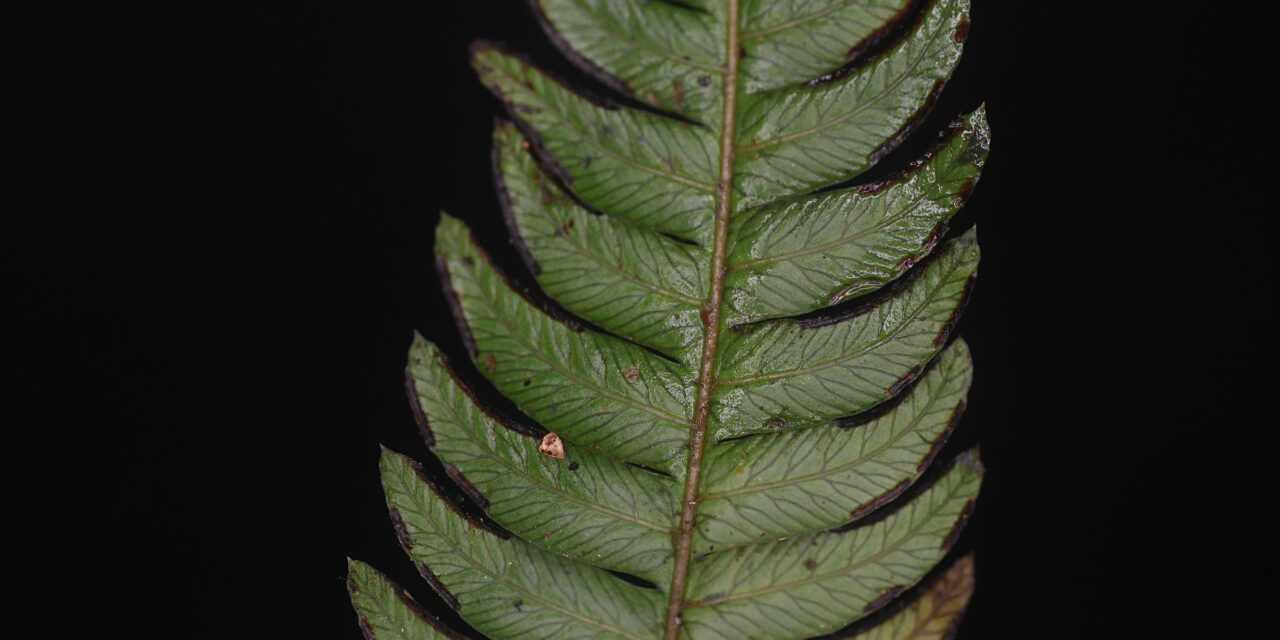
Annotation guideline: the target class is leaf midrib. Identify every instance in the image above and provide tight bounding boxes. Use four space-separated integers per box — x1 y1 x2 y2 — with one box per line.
663 1 741 638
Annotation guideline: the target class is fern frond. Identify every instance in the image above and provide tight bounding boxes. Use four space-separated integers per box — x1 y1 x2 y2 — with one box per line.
352 1 988 637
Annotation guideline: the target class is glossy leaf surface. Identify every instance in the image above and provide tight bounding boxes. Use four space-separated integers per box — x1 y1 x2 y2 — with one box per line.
353 0 987 638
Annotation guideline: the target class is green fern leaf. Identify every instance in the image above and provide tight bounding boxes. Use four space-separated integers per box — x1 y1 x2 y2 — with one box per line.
352 0 988 637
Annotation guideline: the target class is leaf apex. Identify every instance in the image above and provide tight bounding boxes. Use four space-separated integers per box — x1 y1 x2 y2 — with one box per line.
956 447 984 476
468 39 500 66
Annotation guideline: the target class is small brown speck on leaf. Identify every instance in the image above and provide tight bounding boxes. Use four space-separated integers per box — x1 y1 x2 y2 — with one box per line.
623 365 640 383
484 353 497 373
521 140 530 150
539 432 566 459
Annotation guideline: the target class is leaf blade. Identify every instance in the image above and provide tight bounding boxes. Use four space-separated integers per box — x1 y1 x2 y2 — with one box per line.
840 554 975 640
724 108 988 324
680 450 983 640
437 214 697 475
473 44 720 241
712 228 979 440
495 121 709 359
382 447 667 640
692 338 971 552
347 559 466 640
408 334 681 584
533 0 726 119
740 0 914 93
733 0 970 206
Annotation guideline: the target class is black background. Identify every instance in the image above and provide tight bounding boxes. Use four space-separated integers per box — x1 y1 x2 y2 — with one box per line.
11 0 1276 637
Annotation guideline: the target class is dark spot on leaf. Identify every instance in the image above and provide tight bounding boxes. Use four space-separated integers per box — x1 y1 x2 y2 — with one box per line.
941 499 976 551
804 558 817 571
702 591 725 604
865 585 906 613
417 562 461 610
552 227 564 237
954 16 971 43
443 461 490 510
357 616 376 640
582 156 593 169
513 599 523 612
565 218 575 229
956 179 976 205
700 308 710 326
460 256 474 266
889 365 923 396
512 103 538 114
672 79 685 111
934 273 977 347
698 75 711 87
763 417 787 430
568 461 579 471
850 479 911 521
389 507 413 552
484 354 497 373
623 365 641 383
523 378 532 387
